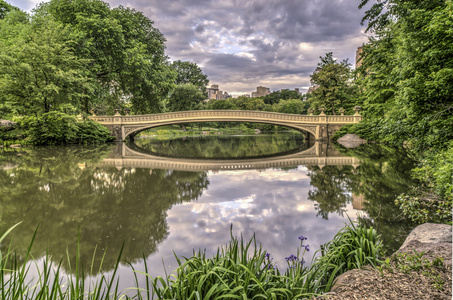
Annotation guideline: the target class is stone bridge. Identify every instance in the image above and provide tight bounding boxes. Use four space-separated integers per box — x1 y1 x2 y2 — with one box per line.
90 110 362 142
97 142 360 172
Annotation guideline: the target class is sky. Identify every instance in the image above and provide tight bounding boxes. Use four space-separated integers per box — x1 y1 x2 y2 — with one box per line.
11 0 372 96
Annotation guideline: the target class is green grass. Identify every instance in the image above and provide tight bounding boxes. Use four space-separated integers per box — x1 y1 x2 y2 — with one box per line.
1 221 384 299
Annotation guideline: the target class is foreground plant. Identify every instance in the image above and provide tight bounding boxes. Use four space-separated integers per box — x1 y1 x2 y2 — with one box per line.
148 232 319 299
1 221 384 299
0 225 126 300
311 220 384 291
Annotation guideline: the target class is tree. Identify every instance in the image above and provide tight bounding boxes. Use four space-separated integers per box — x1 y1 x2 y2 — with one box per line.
308 52 356 115
273 99 309 114
209 99 236 110
167 83 205 112
356 0 453 151
0 0 19 19
352 0 453 219
0 16 90 115
262 89 301 105
171 60 209 94
33 0 176 114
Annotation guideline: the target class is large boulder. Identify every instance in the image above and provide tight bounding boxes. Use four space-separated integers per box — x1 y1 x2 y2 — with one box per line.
336 134 367 148
397 223 452 266
399 223 452 248
0 119 16 128
323 223 452 299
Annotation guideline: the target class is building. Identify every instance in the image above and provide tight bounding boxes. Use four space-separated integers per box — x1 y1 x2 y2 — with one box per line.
352 193 367 210
251 86 270 98
355 46 364 69
306 86 319 94
207 84 230 100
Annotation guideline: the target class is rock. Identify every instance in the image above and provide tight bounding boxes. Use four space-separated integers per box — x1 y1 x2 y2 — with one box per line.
1 162 18 171
398 240 452 266
399 223 452 249
337 134 367 148
0 119 16 127
330 266 376 293
322 223 452 299
397 223 452 266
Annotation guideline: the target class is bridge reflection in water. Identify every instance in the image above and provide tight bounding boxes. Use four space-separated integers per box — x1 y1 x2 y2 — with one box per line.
98 141 360 171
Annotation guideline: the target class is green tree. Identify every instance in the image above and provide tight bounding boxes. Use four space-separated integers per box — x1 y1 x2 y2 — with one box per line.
0 16 90 115
308 52 356 115
0 0 18 19
357 0 453 151
273 99 309 114
263 89 302 105
171 60 209 94
34 0 176 114
353 0 453 215
167 83 206 112
209 99 236 110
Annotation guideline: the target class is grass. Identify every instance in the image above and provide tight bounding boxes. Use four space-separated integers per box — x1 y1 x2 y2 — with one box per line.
1 221 384 299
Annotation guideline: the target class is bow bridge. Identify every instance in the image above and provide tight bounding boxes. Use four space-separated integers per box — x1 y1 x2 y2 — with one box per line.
98 142 360 171
90 110 362 142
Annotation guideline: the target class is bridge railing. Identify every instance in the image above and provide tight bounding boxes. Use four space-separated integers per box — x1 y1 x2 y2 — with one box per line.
90 110 361 124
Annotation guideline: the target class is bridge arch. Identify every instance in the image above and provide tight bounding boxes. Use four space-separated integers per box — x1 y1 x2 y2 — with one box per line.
90 110 362 142
122 120 317 141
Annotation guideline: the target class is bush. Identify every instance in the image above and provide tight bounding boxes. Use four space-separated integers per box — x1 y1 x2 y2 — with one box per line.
75 118 116 144
9 112 114 145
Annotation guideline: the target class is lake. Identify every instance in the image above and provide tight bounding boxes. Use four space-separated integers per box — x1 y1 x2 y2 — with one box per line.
0 133 417 292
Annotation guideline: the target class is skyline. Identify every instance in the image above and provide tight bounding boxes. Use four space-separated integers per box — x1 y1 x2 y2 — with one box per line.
11 0 372 96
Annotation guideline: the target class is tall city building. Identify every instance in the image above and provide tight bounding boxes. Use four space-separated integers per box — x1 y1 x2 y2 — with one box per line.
355 46 364 69
306 86 318 94
251 86 270 97
207 84 230 100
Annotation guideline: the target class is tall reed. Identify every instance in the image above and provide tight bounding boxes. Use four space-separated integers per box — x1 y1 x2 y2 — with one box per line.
0 224 128 300
1 220 383 299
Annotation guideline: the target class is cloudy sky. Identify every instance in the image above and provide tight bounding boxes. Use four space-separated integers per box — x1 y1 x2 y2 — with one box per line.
12 0 371 96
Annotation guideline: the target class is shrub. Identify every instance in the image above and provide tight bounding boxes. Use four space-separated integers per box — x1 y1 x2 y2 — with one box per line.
10 113 114 145
75 118 116 144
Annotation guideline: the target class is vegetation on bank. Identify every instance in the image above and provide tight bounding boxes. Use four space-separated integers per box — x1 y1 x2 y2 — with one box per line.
331 0 453 225
1 221 383 299
0 112 115 146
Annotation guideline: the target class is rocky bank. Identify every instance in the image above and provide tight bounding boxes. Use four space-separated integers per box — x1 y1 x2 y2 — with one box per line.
315 223 452 299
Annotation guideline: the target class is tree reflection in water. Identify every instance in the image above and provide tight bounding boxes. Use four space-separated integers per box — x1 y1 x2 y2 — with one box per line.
0 145 209 274
307 144 418 254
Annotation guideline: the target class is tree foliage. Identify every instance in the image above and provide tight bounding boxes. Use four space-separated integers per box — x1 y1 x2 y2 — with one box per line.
308 53 357 115
356 0 453 151
0 17 90 115
167 83 206 112
262 89 302 105
0 0 177 118
0 0 18 19
272 99 310 115
171 60 209 93
352 0 453 213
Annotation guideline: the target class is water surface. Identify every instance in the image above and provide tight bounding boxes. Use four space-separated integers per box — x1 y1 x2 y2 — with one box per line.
0 133 417 291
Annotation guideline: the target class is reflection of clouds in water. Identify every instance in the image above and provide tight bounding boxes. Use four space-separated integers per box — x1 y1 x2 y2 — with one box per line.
140 167 362 281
